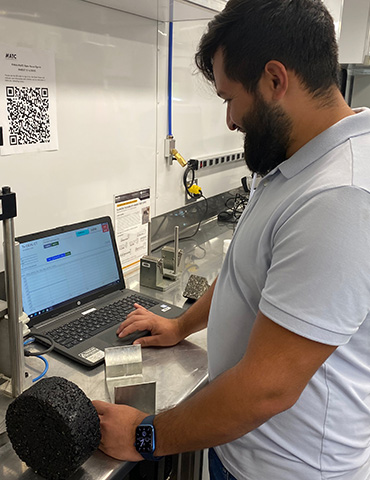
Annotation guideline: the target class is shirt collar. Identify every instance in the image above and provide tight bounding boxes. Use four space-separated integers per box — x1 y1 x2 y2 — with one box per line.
270 107 370 180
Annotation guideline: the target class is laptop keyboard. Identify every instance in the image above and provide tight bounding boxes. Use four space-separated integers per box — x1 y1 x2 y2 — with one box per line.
47 294 159 349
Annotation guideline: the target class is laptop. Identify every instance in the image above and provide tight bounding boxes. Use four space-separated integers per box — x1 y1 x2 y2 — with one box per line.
17 216 184 367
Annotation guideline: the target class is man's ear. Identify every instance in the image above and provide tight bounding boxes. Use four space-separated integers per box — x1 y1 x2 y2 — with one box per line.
259 61 288 100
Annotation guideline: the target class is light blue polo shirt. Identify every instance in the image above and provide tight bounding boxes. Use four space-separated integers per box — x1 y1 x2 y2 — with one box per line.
208 108 370 479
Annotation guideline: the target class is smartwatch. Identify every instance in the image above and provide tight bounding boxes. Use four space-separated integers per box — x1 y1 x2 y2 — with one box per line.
134 415 163 461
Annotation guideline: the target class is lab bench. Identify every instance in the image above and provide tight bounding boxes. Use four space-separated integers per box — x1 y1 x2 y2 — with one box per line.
0 217 234 480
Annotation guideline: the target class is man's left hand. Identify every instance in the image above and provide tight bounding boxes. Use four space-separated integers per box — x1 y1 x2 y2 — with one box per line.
93 400 148 461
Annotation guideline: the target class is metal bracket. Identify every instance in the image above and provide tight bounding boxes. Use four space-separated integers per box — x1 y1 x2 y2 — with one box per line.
140 255 173 291
165 135 176 164
140 225 183 290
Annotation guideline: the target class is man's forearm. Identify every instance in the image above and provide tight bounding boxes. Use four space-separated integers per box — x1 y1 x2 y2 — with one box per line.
153 356 287 456
152 311 337 456
177 278 217 339
95 312 336 462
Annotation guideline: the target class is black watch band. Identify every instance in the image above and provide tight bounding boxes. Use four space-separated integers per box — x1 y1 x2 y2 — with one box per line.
135 415 163 462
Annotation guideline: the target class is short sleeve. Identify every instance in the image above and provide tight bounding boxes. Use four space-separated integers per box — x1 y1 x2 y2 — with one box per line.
259 186 370 345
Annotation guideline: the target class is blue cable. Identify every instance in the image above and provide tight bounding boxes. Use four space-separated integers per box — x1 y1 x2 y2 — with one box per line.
23 337 50 382
32 355 49 383
168 21 174 136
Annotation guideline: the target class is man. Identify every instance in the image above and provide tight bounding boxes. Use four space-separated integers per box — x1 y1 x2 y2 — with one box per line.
93 1 370 478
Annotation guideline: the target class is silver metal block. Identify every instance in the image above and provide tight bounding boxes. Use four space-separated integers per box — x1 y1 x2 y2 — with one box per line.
114 381 156 414
140 256 163 288
105 345 156 413
105 345 142 379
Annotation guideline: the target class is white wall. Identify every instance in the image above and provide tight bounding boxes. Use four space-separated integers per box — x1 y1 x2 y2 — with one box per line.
155 20 248 215
0 0 247 266
0 0 157 240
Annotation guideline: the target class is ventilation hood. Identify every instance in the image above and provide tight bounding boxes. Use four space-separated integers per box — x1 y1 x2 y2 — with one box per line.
81 0 227 21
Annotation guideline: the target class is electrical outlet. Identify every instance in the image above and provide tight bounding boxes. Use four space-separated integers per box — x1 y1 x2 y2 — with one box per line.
196 150 245 171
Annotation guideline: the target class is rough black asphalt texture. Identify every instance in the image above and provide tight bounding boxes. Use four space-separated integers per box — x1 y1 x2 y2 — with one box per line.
6 376 101 480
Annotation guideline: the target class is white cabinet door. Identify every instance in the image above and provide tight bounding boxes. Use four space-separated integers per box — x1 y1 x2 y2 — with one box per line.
322 0 344 41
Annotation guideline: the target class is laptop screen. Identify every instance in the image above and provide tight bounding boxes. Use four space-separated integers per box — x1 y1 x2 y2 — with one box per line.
17 217 124 326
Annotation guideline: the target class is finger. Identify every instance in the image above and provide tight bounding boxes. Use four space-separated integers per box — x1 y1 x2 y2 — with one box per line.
125 304 148 320
133 334 166 348
98 442 108 454
125 303 147 316
117 312 154 333
116 313 141 335
122 311 149 327
116 305 148 334
118 320 153 338
133 303 147 310
92 400 109 415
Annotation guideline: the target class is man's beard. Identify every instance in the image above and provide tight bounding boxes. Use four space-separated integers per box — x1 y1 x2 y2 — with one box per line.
242 92 293 176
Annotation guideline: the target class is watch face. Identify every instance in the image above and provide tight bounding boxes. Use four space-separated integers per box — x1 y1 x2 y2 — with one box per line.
135 425 154 453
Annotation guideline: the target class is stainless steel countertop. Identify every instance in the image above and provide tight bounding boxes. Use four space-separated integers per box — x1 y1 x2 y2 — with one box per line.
0 218 234 480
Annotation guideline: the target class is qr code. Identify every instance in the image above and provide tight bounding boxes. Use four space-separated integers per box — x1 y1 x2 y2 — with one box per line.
6 86 51 146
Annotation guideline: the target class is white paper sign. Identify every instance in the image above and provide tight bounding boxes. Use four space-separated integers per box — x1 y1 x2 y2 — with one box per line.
114 189 150 273
0 45 58 155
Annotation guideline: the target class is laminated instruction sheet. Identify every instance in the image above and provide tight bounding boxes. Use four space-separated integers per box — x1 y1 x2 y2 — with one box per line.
0 45 58 155
114 188 150 273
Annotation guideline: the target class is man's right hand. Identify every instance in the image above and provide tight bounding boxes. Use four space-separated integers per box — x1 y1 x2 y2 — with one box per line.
116 303 183 347
117 278 216 348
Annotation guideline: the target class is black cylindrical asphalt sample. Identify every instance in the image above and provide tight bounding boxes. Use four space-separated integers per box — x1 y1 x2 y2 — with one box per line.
6 376 101 480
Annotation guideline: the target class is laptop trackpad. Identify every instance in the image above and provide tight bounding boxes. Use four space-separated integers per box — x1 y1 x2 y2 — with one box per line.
98 325 151 347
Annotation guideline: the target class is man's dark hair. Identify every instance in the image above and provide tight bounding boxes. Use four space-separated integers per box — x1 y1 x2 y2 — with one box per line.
195 0 340 98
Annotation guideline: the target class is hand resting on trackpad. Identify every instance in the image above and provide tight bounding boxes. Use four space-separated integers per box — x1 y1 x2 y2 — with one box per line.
98 325 151 347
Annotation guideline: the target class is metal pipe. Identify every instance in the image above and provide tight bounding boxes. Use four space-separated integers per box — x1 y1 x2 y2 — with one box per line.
14 242 23 319
173 226 179 274
3 218 23 397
